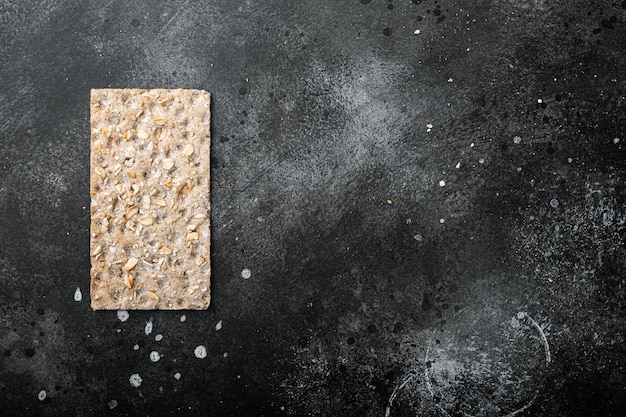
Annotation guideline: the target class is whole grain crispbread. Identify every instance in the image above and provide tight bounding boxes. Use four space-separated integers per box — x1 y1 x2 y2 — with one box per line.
90 88 211 310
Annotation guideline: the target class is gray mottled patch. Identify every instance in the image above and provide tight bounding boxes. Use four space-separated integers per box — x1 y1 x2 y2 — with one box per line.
0 305 75 400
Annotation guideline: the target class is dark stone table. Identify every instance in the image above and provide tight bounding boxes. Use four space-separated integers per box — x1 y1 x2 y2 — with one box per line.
1 0 625 416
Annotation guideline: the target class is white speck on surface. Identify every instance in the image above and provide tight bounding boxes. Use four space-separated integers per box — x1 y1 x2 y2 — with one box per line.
117 310 129 322
550 198 559 208
455 162 461 169
513 135 522 144
116 328 121 333
614 137 620 144
223 352 228 358
129 373 142 387
241 268 252 279
74 287 82 302
537 98 543 103
405 218 412 224
447 78 453 83
155 334 163 342
133 344 139 351
414 234 423 242
567 157 573 163
194 345 207 359
470 142 475 148
174 372 181 380
438 180 446 187
215 320 223 331
439 218 445 224
108 400 118 409
413 29 421 35
478 157 485 164
150 351 161 362
517 311 526 319
145 317 153 335
38 390 46 401
517 167 522 172
180 315 187 322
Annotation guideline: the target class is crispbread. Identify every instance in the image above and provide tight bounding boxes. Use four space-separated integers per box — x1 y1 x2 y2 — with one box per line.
90 89 211 310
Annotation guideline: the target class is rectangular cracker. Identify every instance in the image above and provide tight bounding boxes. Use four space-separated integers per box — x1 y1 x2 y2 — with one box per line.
90 89 211 310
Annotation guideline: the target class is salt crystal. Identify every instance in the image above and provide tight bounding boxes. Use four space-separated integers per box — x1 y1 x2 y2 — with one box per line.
145 317 153 335
194 345 207 359
129 374 142 387
117 310 129 322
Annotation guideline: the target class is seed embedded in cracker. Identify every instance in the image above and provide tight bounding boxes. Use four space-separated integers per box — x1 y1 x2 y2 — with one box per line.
124 206 139 220
90 88 211 310
146 291 160 301
162 159 175 170
125 274 134 289
124 257 139 271
138 216 154 225
183 144 195 156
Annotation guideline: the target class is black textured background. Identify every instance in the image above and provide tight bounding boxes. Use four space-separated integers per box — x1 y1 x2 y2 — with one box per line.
1 0 625 416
